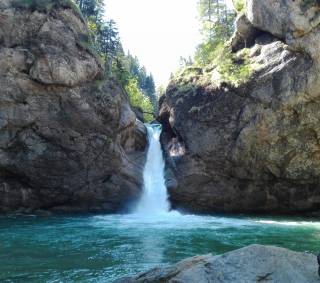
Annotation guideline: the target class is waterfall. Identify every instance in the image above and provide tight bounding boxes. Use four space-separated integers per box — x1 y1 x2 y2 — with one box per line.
134 124 170 215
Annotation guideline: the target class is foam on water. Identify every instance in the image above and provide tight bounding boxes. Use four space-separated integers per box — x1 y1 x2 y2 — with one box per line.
134 124 171 215
255 220 320 227
2 126 320 282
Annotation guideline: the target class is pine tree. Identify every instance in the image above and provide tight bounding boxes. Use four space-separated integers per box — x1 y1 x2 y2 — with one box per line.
198 0 235 43
195 0 236 65
74 0 156 120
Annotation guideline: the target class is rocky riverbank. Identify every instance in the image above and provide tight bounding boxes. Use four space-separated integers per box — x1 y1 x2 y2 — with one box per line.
116 245 319 283
159 0 320 214
0 0 147 213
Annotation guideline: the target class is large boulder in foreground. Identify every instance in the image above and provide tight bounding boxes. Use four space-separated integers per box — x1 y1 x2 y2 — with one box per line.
0 0 147 213
116 245 318 283
159 0 320 214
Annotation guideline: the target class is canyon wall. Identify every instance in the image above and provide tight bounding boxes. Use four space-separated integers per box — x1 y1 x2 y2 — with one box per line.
160 0 320 214
0 0 147 213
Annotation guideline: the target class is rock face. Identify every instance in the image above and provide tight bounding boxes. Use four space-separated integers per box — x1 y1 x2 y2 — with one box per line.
116 245 319 283
159 0 320 214
0 0 147 213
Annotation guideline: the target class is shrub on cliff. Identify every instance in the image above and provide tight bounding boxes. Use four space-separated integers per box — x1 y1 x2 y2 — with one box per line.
125 79 154 122
207 43 253 86
176 0 253 87
232 0 246 13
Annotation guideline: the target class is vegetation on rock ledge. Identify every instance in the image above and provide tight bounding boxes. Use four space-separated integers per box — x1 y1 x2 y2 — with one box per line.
232 0 246 13
74 0 156 122
210 44 253 86
175 0 253 88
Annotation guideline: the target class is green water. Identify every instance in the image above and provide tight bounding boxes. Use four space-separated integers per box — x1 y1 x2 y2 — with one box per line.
1 213 320 282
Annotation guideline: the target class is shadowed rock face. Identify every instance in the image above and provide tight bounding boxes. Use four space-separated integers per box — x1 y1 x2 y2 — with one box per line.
159 0 320 214
116 245 319 283
0 1 147 213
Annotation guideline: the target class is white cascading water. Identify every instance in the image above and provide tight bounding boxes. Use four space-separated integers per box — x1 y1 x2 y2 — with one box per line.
134 124 170 215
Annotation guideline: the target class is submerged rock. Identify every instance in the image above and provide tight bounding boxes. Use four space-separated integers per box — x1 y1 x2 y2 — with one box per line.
116 245 318 283
159 0 320 214
0 1 147 213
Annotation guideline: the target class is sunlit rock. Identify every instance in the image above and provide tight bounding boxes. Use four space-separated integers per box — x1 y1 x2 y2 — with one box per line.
159 0 320 214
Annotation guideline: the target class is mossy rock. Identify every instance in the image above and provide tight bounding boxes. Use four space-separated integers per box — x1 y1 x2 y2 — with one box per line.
172 84 197 98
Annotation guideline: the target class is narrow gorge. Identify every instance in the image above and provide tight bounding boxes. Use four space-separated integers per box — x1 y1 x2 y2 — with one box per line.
1 0 320 282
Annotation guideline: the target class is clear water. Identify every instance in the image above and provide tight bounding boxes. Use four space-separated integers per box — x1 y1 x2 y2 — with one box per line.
1 125 320 282
1 214 320 282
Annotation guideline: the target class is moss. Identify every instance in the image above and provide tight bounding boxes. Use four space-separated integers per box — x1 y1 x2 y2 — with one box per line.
232 0 246 13
216 46 253 86
12 0 84 20
173 83 197 98
175 43 254 90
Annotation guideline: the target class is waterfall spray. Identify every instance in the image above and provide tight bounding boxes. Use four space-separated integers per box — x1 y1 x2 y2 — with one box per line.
134 124 170 215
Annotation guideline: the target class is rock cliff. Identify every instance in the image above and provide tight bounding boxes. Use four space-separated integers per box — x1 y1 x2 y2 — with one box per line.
0 0 147 213
159 0 320 214
116 245 318 283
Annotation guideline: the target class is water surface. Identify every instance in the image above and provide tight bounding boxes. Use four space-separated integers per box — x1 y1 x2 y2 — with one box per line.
1 125 319 282
1 213 320 282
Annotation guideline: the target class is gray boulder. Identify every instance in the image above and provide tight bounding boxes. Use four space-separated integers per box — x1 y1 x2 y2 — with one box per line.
116 245 319 283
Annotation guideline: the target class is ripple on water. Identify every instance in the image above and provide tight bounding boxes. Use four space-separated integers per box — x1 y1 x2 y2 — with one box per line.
0 213 320 282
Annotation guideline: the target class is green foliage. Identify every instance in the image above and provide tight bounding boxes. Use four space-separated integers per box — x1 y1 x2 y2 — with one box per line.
123 54 157 112
198 0 236 42
75 0 104 19
232 0 246 12
13 0 157 121
174 0 252 88
74 0 156 119
214 45 252 86
186 41 253 87
172 83 197 98
156 85 166 99
125 79 154 122
195 40 221 66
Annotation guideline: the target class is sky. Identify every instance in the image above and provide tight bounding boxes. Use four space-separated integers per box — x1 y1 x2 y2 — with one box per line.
106 0 234 87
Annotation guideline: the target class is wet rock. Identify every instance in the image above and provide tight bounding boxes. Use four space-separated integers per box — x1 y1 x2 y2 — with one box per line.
116 245 318 283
